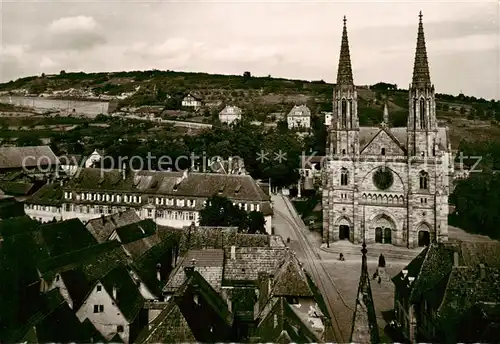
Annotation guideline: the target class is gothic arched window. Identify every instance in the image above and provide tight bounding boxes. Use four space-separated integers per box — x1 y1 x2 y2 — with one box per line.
340 168 349 186
420 98 426 129
413 99 418 130
419 171 428 189
348 99 353 128
341 99 347 128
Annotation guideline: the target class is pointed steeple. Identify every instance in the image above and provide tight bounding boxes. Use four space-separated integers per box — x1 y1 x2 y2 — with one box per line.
412 11 431 89
383 102 389 125
350 241 380 343
336 16 354 85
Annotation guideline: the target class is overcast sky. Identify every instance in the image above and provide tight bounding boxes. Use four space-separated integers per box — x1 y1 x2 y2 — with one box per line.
1 0 499 100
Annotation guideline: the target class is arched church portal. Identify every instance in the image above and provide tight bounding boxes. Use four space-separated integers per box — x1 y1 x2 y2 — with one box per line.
373 214 395 244
417 223 431 247
336 217 351 241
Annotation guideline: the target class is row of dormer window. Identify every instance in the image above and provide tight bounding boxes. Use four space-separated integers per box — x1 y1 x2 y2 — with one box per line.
154 197 196 208
65 192 143 204
25 204 61 213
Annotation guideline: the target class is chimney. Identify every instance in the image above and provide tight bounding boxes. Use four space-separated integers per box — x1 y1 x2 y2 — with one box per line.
156 263 161 281
184 259 196 275
101 214 106 225
230 246 236 260
453 252 459 267
479 263 485 279
402 269 408 279
112 285 117 300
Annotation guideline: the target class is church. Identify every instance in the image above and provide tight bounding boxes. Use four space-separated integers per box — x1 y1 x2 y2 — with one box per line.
322 13 454 249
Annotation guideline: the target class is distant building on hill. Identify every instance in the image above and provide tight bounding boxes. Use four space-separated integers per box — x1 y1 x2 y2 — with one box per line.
287 105 311 129
219 105 242 125
182 93 203 109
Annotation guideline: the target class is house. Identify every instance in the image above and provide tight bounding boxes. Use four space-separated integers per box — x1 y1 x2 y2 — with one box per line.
287 105 311 129
392 241 500 343
182 93 203 109
141 239 326 343
84 149 104 168
24 168 274 234
24 183 64 222
85 209 143 243
0 145 59 174
219 105 242 125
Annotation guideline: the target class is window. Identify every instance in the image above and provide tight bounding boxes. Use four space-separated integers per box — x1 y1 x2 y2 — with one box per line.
341 99 347 128
147 209 153 218
413 99 417 130
419 171 428 190
93 305 99 313
381 148 385 156
117 325 124 333
256 204 260 211
99 305 104 312
340 168 349 186
97 285 102 292
342 149 346 155
189 212 195 221
420 98 426 129
348 99 353 128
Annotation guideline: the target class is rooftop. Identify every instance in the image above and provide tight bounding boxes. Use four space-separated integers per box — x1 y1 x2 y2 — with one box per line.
0 145 58 169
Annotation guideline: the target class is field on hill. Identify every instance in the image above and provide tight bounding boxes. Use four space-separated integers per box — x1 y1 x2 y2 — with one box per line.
1 70 499 147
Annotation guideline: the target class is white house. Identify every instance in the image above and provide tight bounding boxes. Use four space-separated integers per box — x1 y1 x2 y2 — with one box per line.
219 105 242 125
59 154 84 176
24 168 274 234
85 149 105 168
287 105 311 129
181 93 202 109
323 112 333 126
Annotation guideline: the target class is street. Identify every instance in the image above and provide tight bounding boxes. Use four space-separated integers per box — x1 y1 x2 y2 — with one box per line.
271 194 416 342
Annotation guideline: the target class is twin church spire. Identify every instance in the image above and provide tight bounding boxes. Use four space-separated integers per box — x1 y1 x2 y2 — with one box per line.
332 12 436 157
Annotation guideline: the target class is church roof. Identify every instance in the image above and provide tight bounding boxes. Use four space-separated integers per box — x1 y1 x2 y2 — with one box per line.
412 12 432 89
358 126 449 152
336 16 354 85
350 243 379 343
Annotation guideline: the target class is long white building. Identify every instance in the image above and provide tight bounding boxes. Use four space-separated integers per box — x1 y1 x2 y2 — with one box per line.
24 168 273 233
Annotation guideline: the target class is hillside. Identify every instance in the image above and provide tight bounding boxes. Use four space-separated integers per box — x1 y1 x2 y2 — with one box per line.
1 70 499 147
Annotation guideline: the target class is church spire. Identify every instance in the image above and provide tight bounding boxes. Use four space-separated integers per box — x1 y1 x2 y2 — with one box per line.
383 102 389 125
350 241 380 343
411 11 431 88
336 15 354 85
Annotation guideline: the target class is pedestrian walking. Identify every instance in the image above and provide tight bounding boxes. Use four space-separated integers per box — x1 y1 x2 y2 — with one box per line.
339 253 345 261
378 276 382 284
378 253 386 268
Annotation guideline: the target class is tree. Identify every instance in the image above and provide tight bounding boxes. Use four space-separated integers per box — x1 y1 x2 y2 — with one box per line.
243 71 251 82
199 195 248 231
60 70 66 75
248 211 266 234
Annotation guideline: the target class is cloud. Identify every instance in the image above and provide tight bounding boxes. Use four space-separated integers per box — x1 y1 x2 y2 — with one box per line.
48 15 98 33
32 15 106 51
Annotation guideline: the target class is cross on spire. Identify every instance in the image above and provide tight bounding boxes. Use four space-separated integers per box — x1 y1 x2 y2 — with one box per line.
412 11 431 88
336 15 354 85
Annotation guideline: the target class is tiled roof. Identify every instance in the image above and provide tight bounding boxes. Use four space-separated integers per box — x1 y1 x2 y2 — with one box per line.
65 168 270 202
114 219 157 244
178 225 278 254
223 247 287 283
136 300 196 343
86 210 142 243
288 105 311 117
163 249 224 293
271 250 313 297
37 218 98 258
0 146 58 169
122 225 181 259
100 265 145 322
0 181 35 196
0 215 39 237
358 127 449 152
25 183 63 206
219 105 242 116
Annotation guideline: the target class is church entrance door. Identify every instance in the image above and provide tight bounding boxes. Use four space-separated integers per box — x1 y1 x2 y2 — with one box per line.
339 225 350 240
418 231 430 247
375 227 392 244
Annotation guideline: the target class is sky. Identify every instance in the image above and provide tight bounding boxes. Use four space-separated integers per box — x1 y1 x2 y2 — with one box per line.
1 0 499 100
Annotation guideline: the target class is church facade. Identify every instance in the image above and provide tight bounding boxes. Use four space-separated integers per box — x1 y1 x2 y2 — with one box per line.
322 13 454 249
